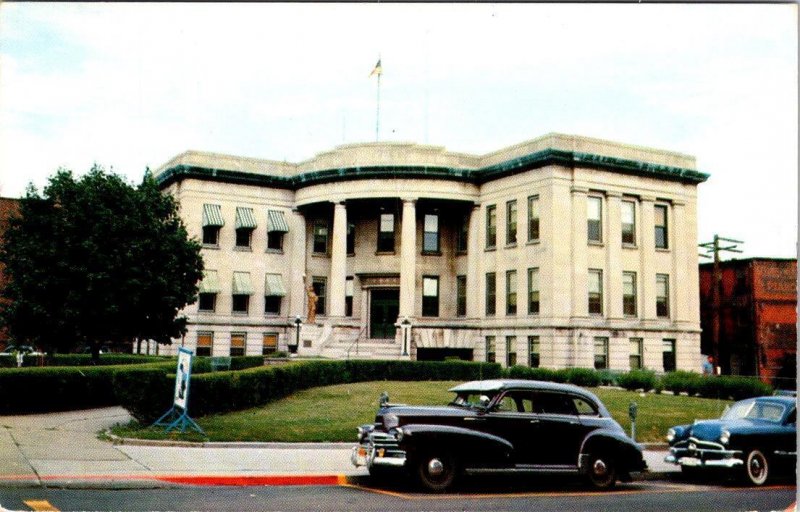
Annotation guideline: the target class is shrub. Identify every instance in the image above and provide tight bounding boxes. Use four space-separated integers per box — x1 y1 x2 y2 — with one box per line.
563 368 602 387
661 371 701 395
617 370 658 392
0 366 118 413
112 367 173 424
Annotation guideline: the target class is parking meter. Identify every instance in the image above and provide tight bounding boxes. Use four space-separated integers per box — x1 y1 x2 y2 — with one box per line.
628 401 638 440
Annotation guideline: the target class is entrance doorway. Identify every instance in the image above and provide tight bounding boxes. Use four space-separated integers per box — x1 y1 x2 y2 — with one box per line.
370 289 399 339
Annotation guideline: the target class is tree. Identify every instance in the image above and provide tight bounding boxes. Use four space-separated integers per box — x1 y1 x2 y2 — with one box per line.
0 166 203 362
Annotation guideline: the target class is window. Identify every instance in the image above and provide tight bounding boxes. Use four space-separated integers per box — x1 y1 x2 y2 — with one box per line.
506 200 517 245
345 277 354 317
423 214 440 253
313 221 329 254
203 226 221 245
588 196 603 243
506 336 517 367
346 223 355 255
422 276 439 317
656 274 670 318
630 338 643 370
486 336 496 363
235 207 257 248
198 269 220 313
528 267 540 315
621 200 636 245
663 339 676 372
267 210 289 251
232 295 250 314
232 272 253 315
312 277 327 316
456 275 467 317
623 271 637 317
486 205 497 249
201 204 224 246
264 273 286 315
588 269 603 315
654 204 668 249
230 333 246 357
485 272 496 316
198 293 216 312
377 213 395 252
262 333 278 355
527 195 540 243
456 215 468 253
594 337 609 370
529 336 540 368
506 270 517 315
196 332 213 357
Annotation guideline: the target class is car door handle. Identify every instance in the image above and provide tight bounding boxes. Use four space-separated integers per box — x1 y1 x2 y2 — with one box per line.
529 419 540 424
464 417 486 422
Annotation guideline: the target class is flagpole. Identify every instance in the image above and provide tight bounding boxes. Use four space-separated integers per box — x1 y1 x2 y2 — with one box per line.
375 68 381 141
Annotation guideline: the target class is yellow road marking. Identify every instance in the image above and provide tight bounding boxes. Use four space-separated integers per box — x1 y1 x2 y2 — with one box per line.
23 500 60 511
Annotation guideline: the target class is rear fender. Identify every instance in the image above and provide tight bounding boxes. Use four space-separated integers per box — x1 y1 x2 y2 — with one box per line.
579 428 646 473
399 424 514 467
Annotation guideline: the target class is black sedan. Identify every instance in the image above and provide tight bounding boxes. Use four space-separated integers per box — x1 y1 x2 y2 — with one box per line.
352 379 647 492
665 395 796 485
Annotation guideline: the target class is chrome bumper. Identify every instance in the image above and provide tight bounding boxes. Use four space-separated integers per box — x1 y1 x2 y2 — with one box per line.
351 429 407 469
665 444 744 469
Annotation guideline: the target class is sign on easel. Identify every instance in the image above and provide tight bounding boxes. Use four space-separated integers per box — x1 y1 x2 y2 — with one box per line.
152 347 205 435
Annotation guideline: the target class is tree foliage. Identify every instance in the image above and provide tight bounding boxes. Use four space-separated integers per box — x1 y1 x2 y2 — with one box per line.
0 167 203 358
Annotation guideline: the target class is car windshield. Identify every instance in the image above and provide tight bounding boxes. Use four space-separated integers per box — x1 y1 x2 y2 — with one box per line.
722 400 787 423
450 392 495 409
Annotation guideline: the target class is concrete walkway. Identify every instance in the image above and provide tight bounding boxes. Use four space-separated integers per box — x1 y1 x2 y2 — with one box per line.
0 407 676 489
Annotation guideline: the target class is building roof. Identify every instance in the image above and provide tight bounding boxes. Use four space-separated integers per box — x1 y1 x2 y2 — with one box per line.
154 133 709 190
699 257 797 268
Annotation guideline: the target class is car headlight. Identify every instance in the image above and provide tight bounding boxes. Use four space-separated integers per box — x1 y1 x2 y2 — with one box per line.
394 427 404 442
666 428 676 443
384 413 399 429
720 428 730 446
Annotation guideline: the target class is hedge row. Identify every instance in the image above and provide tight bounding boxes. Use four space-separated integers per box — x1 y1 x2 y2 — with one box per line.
116 360 503 423
505 365 773 401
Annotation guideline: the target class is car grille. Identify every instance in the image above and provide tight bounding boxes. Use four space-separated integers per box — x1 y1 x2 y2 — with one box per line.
369 431 404 459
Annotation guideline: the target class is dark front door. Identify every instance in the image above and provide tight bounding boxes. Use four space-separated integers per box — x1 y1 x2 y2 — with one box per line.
370 289 399 339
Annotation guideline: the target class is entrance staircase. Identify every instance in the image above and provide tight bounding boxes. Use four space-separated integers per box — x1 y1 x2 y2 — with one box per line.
296 323 410 360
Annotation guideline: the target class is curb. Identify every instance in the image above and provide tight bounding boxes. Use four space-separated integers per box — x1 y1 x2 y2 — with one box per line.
105 432 354 449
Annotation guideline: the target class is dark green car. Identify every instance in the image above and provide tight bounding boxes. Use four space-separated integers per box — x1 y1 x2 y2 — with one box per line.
665 395 796 485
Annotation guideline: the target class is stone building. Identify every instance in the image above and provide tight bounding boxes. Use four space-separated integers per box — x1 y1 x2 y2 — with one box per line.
153 133 708 371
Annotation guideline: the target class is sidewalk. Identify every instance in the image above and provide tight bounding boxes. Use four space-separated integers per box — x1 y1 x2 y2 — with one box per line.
0 407 677 489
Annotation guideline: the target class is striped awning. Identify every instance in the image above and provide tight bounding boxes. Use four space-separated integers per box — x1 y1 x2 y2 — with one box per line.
235 207 257 229
199 270 221 293
264 273 287 297
267 210 289 233
232 272 254 295
202 204 224 227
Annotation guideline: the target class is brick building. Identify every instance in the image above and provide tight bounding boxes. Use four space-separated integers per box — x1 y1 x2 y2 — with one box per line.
699 258 797 386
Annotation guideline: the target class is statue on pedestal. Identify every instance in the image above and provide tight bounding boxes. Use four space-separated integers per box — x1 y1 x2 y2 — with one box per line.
306 283 318 323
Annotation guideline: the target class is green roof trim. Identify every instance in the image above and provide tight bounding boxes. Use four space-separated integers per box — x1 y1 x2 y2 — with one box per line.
157 148 709 190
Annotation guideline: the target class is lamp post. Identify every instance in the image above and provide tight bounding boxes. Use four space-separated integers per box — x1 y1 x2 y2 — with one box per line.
400 317 412 356
290 316 301 354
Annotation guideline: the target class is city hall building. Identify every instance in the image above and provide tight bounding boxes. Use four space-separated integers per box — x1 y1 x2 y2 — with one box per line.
154 133 709 372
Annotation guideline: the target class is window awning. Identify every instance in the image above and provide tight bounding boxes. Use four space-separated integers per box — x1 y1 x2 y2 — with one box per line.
264 273 287 297
232 272 254 295
267 210 289 233
235 207 257 229
202 204 224 227
199 270 221 293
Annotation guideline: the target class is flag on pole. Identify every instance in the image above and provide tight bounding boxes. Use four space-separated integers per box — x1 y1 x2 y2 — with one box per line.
369 58 382 77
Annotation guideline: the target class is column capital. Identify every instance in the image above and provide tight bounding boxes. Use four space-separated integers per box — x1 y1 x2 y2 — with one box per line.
640 195 658 203
571 186 589 195
672 200 687 207
401 197 417 205
332 199 347 207
606 191 624 199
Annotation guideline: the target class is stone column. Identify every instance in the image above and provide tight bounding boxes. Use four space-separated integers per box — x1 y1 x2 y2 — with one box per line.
466 203 481 318
399 198 417 318
606 192 623 320
671 201 688 325
328 201 348 318
570 187 589 318
289 208 308 317
640 196 657 320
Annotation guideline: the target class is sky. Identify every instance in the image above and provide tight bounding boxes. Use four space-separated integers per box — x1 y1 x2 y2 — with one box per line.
0 3 797 259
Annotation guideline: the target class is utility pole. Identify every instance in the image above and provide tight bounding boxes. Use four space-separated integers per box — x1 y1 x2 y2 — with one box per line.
699 235 743 373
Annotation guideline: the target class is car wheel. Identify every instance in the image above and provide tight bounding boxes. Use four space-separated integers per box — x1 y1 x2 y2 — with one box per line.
586 453 617 490
744 449 769 486
416 452 457 492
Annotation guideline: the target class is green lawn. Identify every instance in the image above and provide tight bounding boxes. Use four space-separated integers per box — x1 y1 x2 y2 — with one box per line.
111 381 732 444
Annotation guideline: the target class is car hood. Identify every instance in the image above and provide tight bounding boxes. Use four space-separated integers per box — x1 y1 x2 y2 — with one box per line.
379 405 479 421
686 418 773 440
